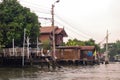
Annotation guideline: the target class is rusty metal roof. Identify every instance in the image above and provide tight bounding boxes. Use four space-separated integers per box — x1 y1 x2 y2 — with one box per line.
80 46 95 50
40 26 68 37
57 46 80 49
40 26 57 34
57 46 95 50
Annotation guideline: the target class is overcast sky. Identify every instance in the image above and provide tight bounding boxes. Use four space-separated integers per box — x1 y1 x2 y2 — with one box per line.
18 0 120 44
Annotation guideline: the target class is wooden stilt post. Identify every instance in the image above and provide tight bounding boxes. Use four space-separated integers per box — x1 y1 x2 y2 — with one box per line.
37 37 39 56
12 38 15 56
27 37 30 59
22 28 26 67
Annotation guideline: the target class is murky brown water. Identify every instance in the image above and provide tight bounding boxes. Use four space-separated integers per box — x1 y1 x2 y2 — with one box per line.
0 62 120 80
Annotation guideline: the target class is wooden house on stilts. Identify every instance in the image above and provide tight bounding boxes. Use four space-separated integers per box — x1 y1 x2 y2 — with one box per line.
56 46 97 65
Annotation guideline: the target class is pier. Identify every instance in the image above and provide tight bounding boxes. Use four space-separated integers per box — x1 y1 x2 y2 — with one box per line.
0 46 101 68
0 48 60 69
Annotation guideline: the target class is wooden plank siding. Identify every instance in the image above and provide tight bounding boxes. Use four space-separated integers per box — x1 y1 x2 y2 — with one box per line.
80 46 95 61
0 48 40 57
40 26 68 46
39 34 50 42
56 46 81 60
56 46 95 61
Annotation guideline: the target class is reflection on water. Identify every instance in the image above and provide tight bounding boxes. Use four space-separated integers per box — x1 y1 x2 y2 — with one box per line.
0 62 120 80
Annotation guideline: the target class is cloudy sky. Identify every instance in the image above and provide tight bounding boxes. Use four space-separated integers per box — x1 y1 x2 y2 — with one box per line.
18 0 120 44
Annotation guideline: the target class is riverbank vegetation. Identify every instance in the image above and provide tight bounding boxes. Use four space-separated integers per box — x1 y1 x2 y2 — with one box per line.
101 40 120 61
0 0 40 48
63 38 100 50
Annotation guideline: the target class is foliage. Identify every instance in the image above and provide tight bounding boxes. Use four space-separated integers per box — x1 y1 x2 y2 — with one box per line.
0 0 40 48
42 40 51 50
84 39 95 46
101 40 120 59
65 38 100 50
66 38 85 46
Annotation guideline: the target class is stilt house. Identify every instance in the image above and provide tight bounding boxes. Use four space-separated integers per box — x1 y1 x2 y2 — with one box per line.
40 26 68 46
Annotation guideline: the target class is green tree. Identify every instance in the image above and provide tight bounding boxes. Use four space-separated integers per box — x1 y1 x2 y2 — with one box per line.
66 39 85 46
84 38 95 46
108 41 120 59
0 0 40 48
42 40 51 50
66 38 96 46
65 38 100 51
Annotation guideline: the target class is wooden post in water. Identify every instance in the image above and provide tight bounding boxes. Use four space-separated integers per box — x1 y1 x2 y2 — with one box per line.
22 28 26 67
12 38 15 56
27 37 30 59
37 37 39 56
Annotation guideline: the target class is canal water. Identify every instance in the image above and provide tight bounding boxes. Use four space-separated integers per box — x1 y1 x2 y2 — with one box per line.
0 62 120 80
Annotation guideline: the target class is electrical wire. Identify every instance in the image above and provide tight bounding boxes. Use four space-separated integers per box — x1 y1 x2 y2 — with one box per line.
18 0 101 41
54 15 92 39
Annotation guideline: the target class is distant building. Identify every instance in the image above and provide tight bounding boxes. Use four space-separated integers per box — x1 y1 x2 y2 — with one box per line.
39 26 68 46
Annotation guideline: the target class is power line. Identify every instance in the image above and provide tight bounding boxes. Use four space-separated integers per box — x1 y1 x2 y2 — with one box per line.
19 0 50 11
37 14 91 40
98 32 111 45
54 20 84 39
55 15 89 37
19 0 51 15
19 0 95 41
38 17 51 20
98 37 106 45
20 3 50 14
38 16 79 40
54 15 92 39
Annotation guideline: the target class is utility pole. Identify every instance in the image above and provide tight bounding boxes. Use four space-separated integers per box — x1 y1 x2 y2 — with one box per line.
51 0 60 60
105 30 109 64
106 30 108 53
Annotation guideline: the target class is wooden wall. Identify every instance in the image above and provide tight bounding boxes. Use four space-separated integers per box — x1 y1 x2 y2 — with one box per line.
56 48 80 60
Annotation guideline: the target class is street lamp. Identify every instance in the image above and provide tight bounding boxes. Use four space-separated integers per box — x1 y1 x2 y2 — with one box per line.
51 0 60 60
51 0 60 27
